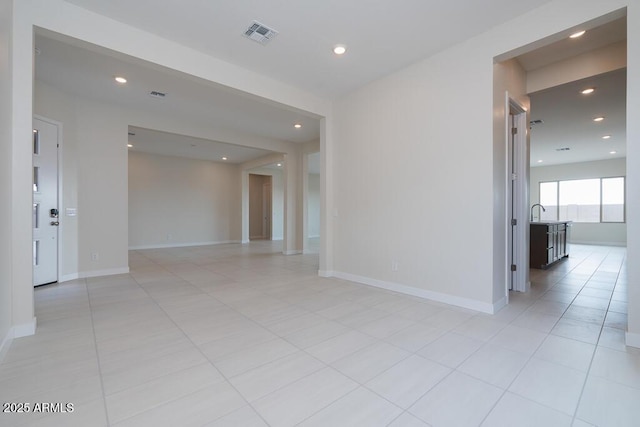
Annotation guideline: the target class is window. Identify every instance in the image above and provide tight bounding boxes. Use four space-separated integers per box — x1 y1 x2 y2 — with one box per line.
539 177 625 223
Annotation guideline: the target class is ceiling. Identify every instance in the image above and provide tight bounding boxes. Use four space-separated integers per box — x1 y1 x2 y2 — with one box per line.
518 18 627 167
36 1 626 167
528 68 626 167
63 0 556 99
127 126 274 164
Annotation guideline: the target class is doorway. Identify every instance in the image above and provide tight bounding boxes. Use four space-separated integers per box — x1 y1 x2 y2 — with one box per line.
249 173 273 240
32 116 60 286
507 101 529 293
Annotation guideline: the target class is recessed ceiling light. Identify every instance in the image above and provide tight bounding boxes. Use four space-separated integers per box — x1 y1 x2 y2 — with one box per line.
537 160 543 163
277 163 282 167
569 30 586 39
581 88 595 95
222 156 228 160
593 117 605 122
294 123 302 129
127 144 133 148
610 151 617 154
115 76 127 84
602 135 611 140
333 45 347 55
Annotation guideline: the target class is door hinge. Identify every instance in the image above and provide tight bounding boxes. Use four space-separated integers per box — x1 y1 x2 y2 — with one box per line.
511 264 517 272
511 127 518 135
511 173 517 181
511 218 517 226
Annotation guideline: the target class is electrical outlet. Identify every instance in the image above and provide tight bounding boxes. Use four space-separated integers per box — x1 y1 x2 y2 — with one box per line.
391 260 399 272
91 252 99 262
166 233 172 241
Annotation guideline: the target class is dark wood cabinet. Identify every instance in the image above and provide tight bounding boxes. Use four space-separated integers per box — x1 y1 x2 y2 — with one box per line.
530 221 570 269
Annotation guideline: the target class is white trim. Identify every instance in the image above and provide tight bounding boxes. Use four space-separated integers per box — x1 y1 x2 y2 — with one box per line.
128 240 241 250
493 296 508 314
13 317 37 338
318 270 332 277
0 330 14 363
332 271 498 314
569 240 626 247
626 332 640 349
78 267 130 279
60 273 80 282
283 250 302 255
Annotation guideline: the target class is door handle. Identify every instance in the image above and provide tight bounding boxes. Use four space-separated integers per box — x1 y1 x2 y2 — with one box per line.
50 221 60 226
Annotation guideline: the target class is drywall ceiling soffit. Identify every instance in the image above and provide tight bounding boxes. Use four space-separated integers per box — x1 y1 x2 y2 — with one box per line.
529 68 626 167
35 33 321 147
517 17 627 72
62 0 557 99
128 127 277 163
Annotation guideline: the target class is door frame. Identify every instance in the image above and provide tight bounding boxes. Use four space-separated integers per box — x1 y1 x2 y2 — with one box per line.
33 115 64 285
505 96 529 295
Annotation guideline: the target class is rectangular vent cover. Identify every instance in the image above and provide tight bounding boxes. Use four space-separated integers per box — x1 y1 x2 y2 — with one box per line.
555 147 571 151
149 91 166 99
244 21 278 45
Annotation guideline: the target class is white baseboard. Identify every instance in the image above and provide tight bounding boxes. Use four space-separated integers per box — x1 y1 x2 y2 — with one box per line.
0 329 13 363
569 240 626 247
492 296 508 314
78 267 130 279
283 250 302 255
318 270 332 278
14 317 37 338
1 318 38 363
331 270 497 314
129 240 241 250
626 331 640 349
60 273 80 282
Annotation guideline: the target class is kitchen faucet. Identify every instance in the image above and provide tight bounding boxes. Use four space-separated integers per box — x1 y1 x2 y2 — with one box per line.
530 203 546 222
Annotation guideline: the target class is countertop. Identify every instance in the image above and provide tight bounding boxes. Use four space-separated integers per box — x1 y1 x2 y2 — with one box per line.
530 220 573 225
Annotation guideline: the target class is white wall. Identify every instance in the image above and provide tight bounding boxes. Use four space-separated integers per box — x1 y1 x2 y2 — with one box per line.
530 158 627 245
0 0 14 359
308 173 321 237
35 82 79 279
34 79 299 277
332 0 633 314
8 0 640 346
129 151 241 249
493 58 530 303
34 81 128 278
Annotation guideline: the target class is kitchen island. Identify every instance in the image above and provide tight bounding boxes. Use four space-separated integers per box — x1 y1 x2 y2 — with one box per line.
530 221 571 269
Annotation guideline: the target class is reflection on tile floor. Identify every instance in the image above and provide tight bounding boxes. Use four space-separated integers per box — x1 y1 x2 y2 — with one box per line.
1 242 637 426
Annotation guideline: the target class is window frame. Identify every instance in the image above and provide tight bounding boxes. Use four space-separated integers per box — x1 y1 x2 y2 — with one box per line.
539 176 626 224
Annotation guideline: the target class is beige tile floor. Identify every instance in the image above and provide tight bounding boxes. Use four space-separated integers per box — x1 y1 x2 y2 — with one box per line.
1 242 638 426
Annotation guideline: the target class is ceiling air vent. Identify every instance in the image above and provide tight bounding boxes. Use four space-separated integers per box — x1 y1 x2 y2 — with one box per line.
149 91 167 99
555 147 571 151
243 21 278 45
529 119 544 127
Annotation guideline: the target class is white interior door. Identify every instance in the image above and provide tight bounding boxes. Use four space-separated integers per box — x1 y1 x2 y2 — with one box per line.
33 117 59 286
507 98 529 293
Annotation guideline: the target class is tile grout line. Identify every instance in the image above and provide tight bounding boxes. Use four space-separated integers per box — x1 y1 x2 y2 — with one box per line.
84 276 113 427
569 247 626 426
125 256 275 427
